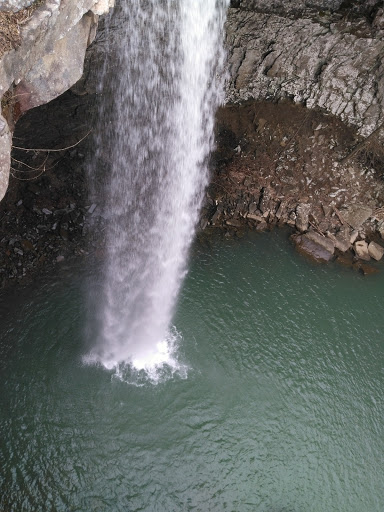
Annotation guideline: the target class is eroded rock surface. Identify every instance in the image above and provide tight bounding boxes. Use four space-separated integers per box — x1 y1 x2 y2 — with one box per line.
225 2 384 136
0 0 114 201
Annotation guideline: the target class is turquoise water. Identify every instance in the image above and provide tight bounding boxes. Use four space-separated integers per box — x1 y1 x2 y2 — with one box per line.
1 230 383 511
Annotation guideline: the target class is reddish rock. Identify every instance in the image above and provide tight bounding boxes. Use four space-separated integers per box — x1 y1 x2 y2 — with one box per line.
358 263 380 276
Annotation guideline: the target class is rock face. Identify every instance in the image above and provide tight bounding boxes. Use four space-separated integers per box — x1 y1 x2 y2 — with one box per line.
225 2 384 137
0 0 34 12
0 0 114 201
237 0 344 13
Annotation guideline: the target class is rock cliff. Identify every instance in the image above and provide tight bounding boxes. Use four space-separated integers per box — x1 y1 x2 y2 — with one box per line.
225 1 384 136
1 0 384 284
0 0 114 201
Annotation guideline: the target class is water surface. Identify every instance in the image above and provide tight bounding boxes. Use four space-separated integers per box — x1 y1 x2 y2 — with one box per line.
1 230 383 511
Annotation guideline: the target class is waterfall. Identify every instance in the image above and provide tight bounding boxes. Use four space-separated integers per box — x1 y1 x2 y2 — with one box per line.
88 0 229 370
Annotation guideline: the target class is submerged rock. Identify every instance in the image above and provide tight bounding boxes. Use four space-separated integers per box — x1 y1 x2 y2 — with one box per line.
358 263 380 276
326 231 351 253
293 230 335 263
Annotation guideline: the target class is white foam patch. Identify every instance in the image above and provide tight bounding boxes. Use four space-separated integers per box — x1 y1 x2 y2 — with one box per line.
83 326 189 386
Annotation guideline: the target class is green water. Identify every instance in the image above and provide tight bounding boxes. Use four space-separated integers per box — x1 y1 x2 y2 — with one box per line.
1 230 383 511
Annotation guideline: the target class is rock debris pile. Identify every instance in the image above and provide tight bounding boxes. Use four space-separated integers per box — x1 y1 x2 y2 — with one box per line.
202 100 384 274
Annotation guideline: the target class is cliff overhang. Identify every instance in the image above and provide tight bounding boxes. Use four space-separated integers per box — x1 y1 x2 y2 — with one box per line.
0 0 113 202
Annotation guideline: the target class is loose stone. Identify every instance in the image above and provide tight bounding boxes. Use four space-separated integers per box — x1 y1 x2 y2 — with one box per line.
368 241 384 261
354 240 370 261
295 203 311 232
293 230 335 263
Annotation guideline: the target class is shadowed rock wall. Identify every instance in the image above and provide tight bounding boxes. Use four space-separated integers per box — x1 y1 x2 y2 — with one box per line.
0 0 114 201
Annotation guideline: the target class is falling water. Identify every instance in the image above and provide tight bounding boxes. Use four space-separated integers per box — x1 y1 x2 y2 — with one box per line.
88 0 229 370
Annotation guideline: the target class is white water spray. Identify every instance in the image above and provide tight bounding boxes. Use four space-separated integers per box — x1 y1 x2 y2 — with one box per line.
88 0 229 370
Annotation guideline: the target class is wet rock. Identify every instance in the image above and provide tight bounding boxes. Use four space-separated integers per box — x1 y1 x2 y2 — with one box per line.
358 263 379 276
327 231 351 253
246 213 263 222
368 241 384 261
295 203 310 233
354 240 370 261
336 251 355 269
255 219 268 232
293 230 335 263
341 205 373 230
226 219 242 227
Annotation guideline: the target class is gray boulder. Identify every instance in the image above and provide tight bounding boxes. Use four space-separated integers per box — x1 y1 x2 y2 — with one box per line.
368 241 384 261
293 230 335 262
354 240 371 261
295 203 311 232
0 0 114 202
341 205 373 230
327 231 351 253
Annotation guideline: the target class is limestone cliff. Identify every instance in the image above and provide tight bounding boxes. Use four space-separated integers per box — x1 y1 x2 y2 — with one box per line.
0 0 114 201
1 0 384 204
225 1 384 136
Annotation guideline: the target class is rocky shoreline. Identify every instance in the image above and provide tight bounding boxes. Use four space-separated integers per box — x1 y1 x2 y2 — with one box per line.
200 100 384 275
2 96 384 289
2 1 384 288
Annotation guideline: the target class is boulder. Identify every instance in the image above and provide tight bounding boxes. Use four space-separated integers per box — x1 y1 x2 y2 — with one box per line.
293 230 335 263
354 240 370 261
0 0 34 12
340 205 373 230
368 241 384 261
327 231 351 253
255 219 268 232
0 0 115 202
295 203 310 232
336 251 354 269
